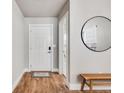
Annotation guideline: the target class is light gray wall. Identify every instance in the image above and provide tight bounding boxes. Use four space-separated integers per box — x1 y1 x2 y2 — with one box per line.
12 0 25 87
69 0 111 84
24 17 58 69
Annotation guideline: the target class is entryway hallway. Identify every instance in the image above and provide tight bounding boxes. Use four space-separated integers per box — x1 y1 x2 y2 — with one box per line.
13 72 110 93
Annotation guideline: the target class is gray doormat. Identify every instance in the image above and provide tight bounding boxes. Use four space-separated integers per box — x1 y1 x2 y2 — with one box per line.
32 72 50 78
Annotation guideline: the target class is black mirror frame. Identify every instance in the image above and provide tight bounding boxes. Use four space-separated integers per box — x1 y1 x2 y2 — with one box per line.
81 16 111 52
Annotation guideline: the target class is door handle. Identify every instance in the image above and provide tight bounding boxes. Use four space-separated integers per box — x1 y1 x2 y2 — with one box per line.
48 51 51 53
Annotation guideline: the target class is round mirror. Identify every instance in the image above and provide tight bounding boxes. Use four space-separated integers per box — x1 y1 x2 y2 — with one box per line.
81 16 111 52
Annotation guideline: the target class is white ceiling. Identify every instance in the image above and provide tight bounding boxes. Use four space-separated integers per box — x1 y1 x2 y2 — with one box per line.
16 0 67 17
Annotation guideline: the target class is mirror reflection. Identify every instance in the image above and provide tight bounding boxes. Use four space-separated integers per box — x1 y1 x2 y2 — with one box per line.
81 16 111 52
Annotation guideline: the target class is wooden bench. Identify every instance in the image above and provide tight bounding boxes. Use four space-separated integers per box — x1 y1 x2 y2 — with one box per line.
80 73 111 92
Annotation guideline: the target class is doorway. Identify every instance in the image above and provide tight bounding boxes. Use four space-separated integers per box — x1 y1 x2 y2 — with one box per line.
13 0 69 90
29 24 53 71
59 12 69 81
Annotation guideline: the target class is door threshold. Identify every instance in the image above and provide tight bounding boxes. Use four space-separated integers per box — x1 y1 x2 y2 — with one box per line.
31 71 51 78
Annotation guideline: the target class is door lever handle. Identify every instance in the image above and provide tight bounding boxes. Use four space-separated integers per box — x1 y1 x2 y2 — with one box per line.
48 51 51 53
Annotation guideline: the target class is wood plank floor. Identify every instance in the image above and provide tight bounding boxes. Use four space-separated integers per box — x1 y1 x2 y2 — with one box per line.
13 72 111 93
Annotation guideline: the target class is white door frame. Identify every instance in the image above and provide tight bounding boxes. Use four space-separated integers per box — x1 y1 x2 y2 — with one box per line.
59 12 69 76
29 24 54 72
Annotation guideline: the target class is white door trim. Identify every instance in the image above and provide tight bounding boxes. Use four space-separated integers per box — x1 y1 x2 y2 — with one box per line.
59 11 69 87
29 24 53 72
59 12 69 75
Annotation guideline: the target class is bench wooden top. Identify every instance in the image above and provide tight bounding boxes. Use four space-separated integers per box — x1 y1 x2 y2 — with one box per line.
80 73 111 80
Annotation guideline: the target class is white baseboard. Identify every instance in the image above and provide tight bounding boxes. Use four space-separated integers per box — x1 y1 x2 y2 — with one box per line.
53 68 59 72
12 68 28 91
69 83 111 90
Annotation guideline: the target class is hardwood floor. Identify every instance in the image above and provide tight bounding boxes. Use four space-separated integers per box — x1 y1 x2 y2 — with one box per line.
67 90 111 93
13 72 111 93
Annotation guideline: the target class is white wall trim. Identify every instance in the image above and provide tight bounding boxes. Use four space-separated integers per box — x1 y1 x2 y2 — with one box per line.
69 83 111 90
59 11 69 75
53 68 59 72
12 69 29 91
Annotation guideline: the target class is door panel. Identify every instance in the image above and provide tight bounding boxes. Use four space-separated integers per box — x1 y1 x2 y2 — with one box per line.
29 25 53 71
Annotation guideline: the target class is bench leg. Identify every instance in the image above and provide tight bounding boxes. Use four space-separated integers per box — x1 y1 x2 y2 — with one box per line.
81 78 86 91
89 80 93 93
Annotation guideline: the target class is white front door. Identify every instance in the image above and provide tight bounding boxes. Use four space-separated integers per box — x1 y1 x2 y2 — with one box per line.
29 24 53 71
